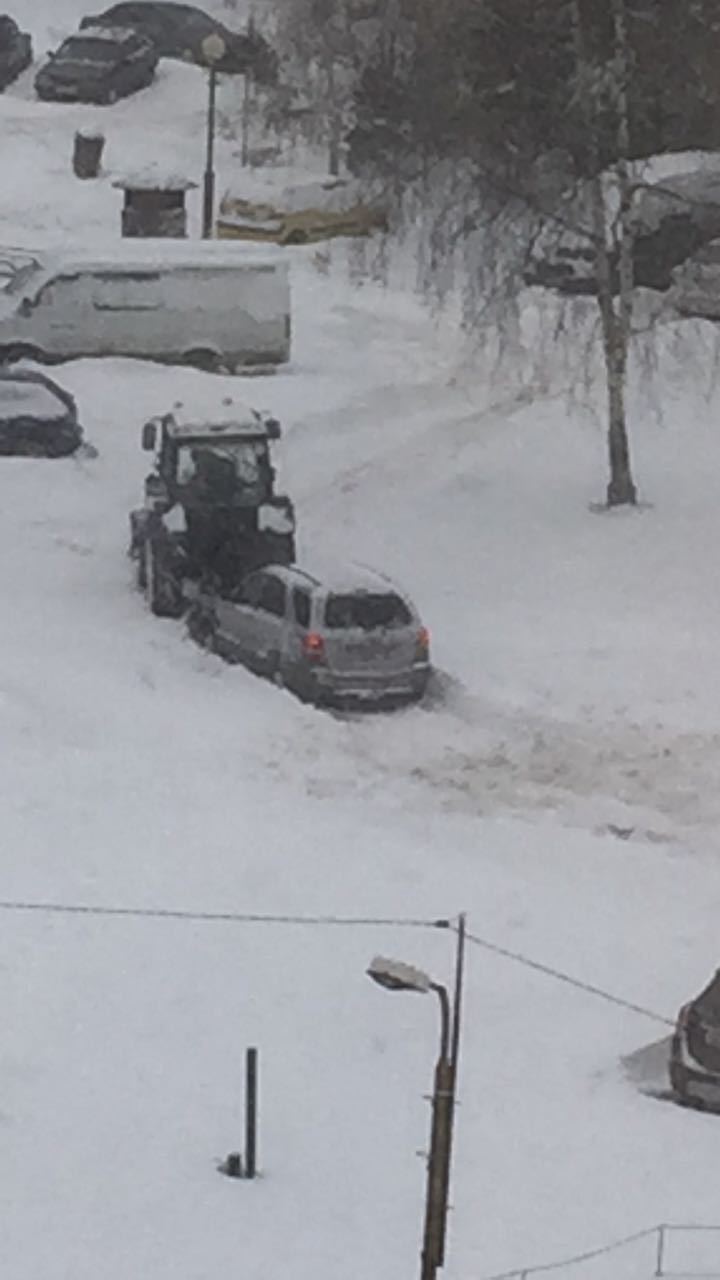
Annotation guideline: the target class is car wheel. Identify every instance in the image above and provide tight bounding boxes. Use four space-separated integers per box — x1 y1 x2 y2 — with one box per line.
0 344 45 364
294 669 321 706
182 347 221 373
104 87 118 105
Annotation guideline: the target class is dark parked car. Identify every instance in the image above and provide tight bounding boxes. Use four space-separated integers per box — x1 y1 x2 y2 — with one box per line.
0 14 32 91
670 970 720 1110
35 25 157 104
80 2 278 80
0 369 82 457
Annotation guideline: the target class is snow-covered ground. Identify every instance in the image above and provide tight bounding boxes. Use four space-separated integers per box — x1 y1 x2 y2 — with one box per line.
4 8 720 1280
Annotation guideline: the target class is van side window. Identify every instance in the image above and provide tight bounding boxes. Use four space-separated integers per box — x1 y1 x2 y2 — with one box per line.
92 272 161 311
292 588 311 628
258 575 286 618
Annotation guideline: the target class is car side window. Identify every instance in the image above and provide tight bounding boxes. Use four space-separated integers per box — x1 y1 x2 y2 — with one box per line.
258 575 286 618
292 587 311 628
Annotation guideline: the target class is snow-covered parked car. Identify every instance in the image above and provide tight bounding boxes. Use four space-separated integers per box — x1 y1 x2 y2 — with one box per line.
80 2 278 80
0 241 291 371
216 178 388 246
0 14 32 91
187 561 431 707
35 25 157 104
0 368 82 456
670 969 720 1109
670 239 720 320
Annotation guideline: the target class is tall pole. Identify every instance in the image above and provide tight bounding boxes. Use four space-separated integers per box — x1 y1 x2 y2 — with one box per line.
420 986 451 1280
420 1053 453 1280
202 64 217 238
437 912 466 1266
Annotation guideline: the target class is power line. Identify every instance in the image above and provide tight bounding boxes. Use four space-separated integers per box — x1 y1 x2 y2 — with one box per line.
481 1224 662 1280
0 900 675 1026
457 926 674 1027
0 899 453 930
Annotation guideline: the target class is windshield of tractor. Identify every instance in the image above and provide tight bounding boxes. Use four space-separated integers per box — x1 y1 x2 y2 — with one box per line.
176 439 272 502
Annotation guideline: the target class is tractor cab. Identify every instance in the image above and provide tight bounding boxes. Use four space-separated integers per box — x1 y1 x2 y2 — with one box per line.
141 398 282 512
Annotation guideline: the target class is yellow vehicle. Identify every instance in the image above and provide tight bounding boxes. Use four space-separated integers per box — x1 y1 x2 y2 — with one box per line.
216 178 387 246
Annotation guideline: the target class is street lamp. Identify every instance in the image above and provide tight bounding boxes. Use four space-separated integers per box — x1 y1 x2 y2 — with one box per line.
366 916 466 1280
200 32 227 239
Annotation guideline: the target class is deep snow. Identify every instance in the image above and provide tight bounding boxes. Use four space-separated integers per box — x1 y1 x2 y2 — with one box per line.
4 6 720 1280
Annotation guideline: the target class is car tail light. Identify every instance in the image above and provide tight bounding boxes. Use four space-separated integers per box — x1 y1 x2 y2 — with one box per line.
302 632 325 661
415 626 430 660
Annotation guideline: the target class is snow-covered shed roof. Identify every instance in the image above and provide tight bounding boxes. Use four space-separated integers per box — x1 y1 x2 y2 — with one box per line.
112 172 198 192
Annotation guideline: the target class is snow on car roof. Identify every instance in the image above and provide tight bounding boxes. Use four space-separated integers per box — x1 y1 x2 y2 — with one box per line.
0 238 285 279
275 559 409 597
222 176 384 215
0 380 68 422
68 25 141 41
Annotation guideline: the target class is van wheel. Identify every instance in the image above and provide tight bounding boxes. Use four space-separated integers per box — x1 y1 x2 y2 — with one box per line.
183 347 221 373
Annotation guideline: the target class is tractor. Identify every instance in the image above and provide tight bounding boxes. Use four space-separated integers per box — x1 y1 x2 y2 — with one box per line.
129 398 296 617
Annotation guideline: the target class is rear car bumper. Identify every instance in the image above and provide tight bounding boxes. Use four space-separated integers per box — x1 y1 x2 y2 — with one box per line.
315 664 430 706
670 1032 720 1108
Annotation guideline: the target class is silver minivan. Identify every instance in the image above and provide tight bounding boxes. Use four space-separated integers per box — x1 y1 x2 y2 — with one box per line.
187 561 431 706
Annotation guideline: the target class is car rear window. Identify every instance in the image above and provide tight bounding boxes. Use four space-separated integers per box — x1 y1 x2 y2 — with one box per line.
324 592 411 631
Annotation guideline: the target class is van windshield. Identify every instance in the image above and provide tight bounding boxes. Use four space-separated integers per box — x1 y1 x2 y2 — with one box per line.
324 592 412 631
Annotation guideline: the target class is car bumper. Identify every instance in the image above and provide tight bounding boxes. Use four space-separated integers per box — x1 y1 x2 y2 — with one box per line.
670 1033 720 1107
315 665 430 705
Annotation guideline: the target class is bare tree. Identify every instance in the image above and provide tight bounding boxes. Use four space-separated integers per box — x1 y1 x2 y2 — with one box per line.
569 0 637 504
348 0 720 506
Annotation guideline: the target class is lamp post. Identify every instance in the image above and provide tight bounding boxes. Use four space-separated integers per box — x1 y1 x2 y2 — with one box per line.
200 33 227 239
367 914 466 1280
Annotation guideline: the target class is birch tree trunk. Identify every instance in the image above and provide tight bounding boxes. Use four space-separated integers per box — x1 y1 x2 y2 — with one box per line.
570 0 637 507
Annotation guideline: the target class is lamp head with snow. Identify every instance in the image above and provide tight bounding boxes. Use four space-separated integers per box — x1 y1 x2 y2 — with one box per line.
200 32 227 67
366 956 432 994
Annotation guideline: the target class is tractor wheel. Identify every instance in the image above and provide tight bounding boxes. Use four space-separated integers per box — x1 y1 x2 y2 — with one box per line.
144 538 184 618
136 543 148 590
187 602 217 650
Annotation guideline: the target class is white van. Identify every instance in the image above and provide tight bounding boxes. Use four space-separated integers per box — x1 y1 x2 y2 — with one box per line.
0 241 291 371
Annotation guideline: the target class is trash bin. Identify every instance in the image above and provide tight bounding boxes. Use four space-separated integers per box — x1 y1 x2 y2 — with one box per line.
72 129 105 179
